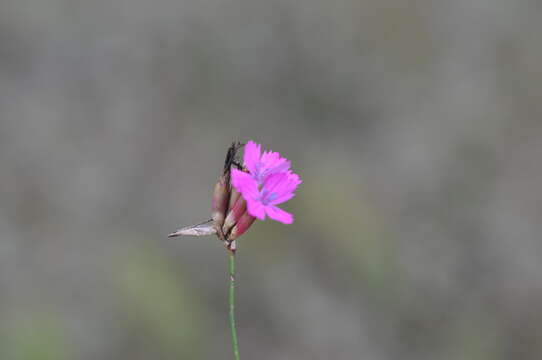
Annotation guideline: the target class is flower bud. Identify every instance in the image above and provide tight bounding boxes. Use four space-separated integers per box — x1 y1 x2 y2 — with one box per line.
212 175 230 240
227 186 241 214
228 210 256 242
222 189 246 237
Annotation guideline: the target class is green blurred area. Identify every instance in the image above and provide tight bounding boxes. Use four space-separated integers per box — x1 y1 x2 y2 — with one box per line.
2 312 69 360
1 0 542 359
117 247 208 359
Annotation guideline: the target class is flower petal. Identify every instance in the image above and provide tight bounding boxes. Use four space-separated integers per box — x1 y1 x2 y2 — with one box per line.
231 168 259 199
243 140 261 174
265 206 293 224
246 198 266 220
262 172 287 193
260 151 290 175
269 192 295 205
262 172 301 199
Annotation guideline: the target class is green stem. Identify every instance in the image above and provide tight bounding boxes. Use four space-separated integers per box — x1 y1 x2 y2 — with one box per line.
229 250 240 360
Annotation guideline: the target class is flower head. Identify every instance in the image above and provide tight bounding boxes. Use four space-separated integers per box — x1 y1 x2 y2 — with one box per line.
231 141 301 224
243 140 292 184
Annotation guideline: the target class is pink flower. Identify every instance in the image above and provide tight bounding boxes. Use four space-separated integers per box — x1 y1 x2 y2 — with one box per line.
243 140 292 184
231 141 301 224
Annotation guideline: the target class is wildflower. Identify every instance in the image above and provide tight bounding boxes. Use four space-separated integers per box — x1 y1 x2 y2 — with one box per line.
169 140 300 248
167 142 297 360
243 140 292 184
231 142 301 224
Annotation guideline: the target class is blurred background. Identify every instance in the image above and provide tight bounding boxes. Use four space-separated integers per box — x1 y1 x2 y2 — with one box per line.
1 0 542 359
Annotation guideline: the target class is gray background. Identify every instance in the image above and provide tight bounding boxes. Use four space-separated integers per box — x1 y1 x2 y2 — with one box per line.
1 0 541 359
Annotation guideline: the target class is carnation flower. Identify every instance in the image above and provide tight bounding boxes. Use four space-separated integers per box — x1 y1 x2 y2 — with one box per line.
243 140 292 184
169 140 300 247
167 141 300 360
231 141 301 224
